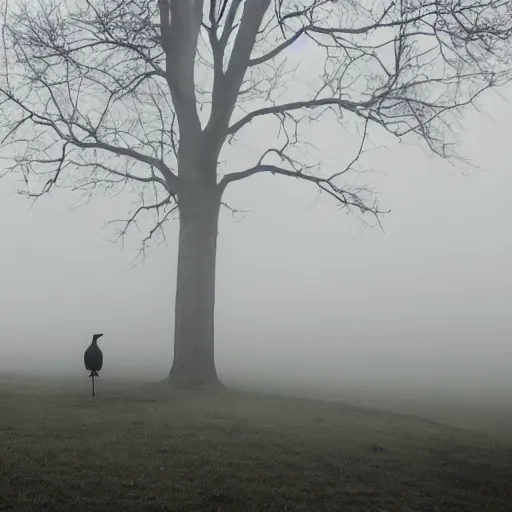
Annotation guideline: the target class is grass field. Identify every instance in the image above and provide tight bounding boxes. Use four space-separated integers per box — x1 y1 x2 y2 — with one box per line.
1 375 512 511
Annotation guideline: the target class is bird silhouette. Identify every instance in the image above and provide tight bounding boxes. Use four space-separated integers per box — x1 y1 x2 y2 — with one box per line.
84 333 104 397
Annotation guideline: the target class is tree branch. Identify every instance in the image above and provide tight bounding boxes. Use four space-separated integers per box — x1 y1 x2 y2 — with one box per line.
72 140 178 195
0 85 179 196
107 193 178 258
69 160 169 190
248 27 306 66
228 97 367 134
205 0 272 156
220 163 385 220
220 115 384 223
159 0 203 139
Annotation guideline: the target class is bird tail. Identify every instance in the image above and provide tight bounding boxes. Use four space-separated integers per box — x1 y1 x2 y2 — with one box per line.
89 371 99 378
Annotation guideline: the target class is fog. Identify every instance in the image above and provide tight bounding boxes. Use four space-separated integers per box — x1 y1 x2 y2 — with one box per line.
1 80 512 421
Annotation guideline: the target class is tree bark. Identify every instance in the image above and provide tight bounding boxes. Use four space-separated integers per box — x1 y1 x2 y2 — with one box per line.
168 182 223 388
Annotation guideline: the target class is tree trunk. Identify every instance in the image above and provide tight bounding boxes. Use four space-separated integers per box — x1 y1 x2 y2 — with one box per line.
168 183 223 388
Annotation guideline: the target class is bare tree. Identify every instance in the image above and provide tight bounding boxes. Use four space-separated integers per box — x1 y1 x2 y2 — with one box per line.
1 0 511 387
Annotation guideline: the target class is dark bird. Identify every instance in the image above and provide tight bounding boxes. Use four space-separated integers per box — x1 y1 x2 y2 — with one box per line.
84 333 104 397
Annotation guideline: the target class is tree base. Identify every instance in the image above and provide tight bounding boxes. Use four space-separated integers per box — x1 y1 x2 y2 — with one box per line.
167 365 225 389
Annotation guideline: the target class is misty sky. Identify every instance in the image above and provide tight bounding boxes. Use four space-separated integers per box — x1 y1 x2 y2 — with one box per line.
1 48 512 402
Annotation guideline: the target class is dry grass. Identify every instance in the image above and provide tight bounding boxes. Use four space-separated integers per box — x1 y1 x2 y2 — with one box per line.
1 375 511 511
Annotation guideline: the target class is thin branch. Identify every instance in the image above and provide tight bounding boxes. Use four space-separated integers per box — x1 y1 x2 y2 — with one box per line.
221 163 387 220
228 97 368 134
0 87 179 195
72 140 178 195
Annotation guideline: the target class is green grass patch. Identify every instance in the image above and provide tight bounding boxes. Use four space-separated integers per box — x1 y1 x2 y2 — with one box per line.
1 376 511 511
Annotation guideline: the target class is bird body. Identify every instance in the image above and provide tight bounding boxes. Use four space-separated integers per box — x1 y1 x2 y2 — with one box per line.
84 334 104 396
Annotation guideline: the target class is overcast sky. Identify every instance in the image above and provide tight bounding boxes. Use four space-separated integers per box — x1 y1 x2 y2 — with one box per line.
1 27 512 406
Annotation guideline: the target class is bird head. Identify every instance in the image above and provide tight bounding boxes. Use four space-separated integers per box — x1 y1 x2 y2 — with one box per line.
92 333 104 342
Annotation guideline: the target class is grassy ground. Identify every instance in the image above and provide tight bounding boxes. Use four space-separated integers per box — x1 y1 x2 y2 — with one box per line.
1 375 511 511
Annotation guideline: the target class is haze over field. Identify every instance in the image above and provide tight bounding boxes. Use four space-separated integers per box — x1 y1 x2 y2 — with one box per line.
1 82 511 415
3 3 512 510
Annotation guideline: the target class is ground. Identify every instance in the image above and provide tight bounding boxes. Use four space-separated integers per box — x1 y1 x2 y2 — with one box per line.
1 375 511 511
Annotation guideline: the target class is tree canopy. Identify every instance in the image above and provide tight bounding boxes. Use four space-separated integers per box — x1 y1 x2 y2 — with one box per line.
1 0 510 246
